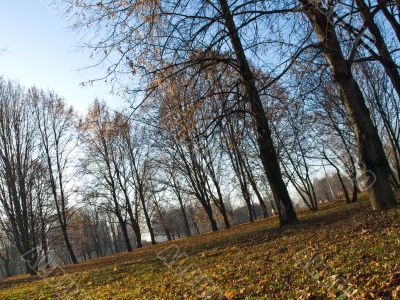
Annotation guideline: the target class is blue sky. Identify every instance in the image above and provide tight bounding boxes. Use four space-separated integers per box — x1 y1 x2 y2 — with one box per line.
0 1 123 114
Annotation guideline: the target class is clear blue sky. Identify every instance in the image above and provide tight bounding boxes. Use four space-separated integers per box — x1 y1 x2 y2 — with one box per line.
0 1 123 114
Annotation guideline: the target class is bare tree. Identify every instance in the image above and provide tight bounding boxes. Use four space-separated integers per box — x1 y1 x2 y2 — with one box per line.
32 89 79 264
79 101 133 252
0 79 41 275
63 0 298 225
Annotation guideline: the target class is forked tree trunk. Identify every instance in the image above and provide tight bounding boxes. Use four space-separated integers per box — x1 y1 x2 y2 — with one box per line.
300 0 396 210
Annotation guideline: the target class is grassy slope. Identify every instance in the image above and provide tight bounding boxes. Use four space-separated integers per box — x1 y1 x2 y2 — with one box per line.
0 196 399 299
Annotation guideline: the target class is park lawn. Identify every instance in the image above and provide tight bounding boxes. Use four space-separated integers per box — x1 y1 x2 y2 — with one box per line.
0 196 399 299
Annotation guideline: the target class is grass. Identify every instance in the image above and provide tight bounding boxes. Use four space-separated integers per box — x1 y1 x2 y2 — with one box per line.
0 195 399 299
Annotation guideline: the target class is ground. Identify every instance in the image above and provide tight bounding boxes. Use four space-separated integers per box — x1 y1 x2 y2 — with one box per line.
0 195 399 299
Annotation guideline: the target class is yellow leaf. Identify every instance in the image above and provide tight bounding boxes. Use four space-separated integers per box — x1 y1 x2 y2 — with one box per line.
224 290 235 299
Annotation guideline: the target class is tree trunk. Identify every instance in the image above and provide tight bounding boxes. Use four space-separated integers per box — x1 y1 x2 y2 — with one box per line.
113 160 143 248
139 189 156 245
177 192 191 237
380 4 400 43
109 220 120 253
238 175 255 222
336 170 351 204
218 0 298 226
47 162 78 264
165 228 172 241
204 204 219 232
22 249 38 276
61 224 78 264
204 154 231 228
355 0 400 99
189 206 201 235
131 221 143 248
118 218 132 252
40 207 50 269
300 0 396 210
242 159 269 218
4 263 11 278
220 204 231 228
351 181 359 203
210 180 231 228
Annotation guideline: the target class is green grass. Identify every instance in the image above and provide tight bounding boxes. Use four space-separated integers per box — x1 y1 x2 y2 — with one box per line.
0 196 399 299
